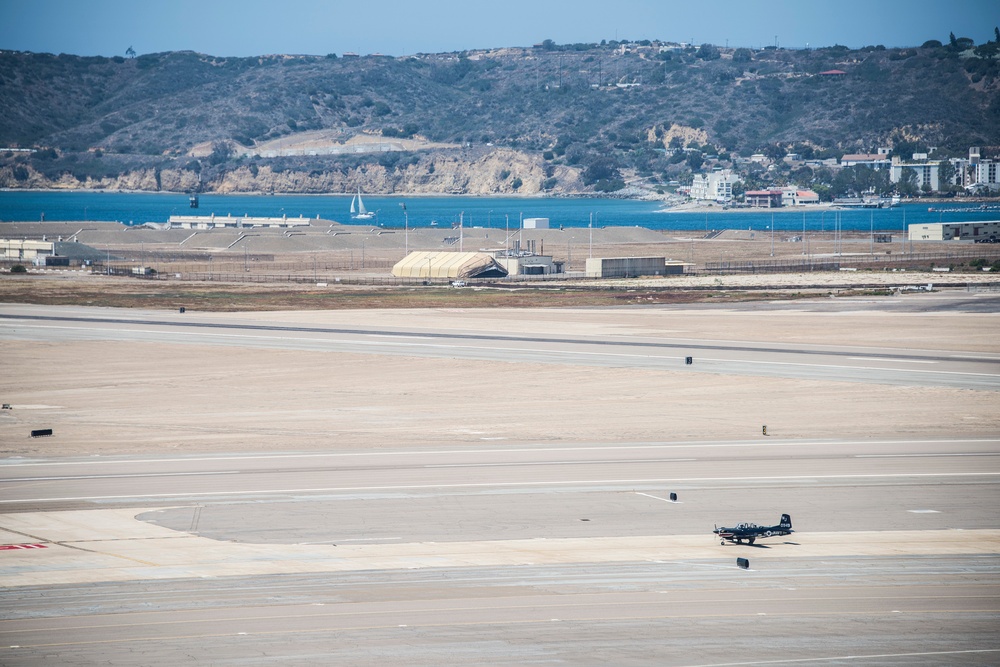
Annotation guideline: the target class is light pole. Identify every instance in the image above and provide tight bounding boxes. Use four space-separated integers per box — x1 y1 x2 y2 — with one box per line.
589 212 593 258
770 214 774 257
869 211 874 255
400 202 408 256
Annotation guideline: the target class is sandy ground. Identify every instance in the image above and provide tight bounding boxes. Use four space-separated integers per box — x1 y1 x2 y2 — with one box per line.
2 301 998 458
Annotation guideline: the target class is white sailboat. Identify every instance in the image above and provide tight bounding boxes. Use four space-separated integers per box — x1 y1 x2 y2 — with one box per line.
350 188 375 220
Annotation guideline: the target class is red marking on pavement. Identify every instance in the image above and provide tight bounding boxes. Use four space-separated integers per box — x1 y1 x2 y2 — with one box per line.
0 544 48 550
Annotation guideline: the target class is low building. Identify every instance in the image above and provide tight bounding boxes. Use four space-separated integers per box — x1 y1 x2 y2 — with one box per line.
744 190 784 208
585 257 686 278
1 239 54 262
168 214 314 229
908 221 1000 242
780 187 820 206
496 254 560 275
522 217 549 229
391 251 508 279
840 153 891 169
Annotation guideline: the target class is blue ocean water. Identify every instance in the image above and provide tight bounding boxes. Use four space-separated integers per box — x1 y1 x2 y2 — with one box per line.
1 190 997 232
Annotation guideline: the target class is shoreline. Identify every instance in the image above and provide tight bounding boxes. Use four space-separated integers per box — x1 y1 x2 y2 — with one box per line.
4 187 999 207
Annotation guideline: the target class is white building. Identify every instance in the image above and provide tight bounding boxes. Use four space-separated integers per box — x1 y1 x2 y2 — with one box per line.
908 221 1000 242
690 170 737 203
168 214 313 229
975 160 999 191
840 153 891 169
890 157 942 191
780 187 820 206
585 257 686 278
1 239 54 262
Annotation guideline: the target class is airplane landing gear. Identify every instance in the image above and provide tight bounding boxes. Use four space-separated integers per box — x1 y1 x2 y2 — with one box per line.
748 537 755 545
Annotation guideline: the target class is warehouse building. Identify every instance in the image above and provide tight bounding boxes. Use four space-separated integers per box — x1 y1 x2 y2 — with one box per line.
1 239 54 262
585 257 687 278
908 221 1000 242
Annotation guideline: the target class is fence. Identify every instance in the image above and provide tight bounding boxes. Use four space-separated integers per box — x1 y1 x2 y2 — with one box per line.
697 248 1000 275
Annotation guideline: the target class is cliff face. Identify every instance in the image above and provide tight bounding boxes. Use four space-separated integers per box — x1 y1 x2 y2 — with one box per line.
0 148 584 195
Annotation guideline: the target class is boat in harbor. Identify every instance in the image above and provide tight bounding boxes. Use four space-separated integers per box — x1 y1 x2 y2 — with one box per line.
350 188 375 220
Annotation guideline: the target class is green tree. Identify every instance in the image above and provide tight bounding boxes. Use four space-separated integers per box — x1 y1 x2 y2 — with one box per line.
696 44 720 61
897 167 919 196
582 157 621 185
937 160 956 192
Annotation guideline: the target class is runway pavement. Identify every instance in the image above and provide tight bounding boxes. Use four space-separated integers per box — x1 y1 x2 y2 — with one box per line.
1 300 999 665
2 307 999 389
1 437 998 665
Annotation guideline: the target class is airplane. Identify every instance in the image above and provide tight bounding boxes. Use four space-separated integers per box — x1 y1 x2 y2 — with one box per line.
714 514 793 545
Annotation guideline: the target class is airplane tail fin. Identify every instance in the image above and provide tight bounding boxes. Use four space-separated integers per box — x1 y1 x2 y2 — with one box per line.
779 514 792 529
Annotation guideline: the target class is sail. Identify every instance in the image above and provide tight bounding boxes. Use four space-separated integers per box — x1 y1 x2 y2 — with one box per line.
350 194 357 214
356 189 368 215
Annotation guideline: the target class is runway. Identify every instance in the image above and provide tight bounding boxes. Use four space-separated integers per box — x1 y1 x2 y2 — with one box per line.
2 308 999 389
1 301 999 664
2 436 999 665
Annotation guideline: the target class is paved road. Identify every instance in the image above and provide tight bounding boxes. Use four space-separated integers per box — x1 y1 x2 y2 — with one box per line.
2 308 999 389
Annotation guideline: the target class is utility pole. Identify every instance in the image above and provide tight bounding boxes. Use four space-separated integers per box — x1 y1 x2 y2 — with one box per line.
770 214 774 257
400 202 408 256
589 212 593 258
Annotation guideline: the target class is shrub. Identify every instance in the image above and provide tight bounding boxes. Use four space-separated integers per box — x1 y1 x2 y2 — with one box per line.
10 265 27 273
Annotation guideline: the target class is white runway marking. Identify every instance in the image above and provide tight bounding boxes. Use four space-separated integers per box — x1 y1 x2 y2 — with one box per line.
5 472 999 503
426 459 697 468
635 492 680 503
1 471 240 482
3 439 997 467
676 648 1000 667
848 357 936 364
857 453 999 458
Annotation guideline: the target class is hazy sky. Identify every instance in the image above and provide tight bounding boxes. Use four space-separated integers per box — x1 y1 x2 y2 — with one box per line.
3 0 998 58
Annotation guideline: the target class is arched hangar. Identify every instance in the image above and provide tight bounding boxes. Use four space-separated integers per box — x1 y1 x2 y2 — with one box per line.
391 251 508 279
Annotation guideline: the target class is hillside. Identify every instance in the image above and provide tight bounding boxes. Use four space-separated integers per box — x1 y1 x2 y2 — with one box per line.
1 36 999 195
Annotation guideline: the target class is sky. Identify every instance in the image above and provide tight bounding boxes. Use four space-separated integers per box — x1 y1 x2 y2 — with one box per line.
2 0 998 58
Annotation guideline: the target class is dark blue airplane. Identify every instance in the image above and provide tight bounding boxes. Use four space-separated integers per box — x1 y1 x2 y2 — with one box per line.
714 514 793 545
